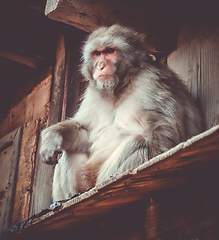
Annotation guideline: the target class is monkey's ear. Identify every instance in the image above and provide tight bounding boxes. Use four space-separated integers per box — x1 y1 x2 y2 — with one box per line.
149 54 156 61
138 33 146 43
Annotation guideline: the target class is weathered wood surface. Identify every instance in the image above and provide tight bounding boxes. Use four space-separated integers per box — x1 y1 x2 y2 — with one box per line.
0 76 52 139
168 18 219 129
3 124 219 238
26 171 218 240
0 127 22 232
11 120 40 226
44 0 148 32
44 0 180 54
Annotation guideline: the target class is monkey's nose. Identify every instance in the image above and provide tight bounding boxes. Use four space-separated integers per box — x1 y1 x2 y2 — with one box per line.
98 60 106 70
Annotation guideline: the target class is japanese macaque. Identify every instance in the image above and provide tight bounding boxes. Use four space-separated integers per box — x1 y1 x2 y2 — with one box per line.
40 25 203 202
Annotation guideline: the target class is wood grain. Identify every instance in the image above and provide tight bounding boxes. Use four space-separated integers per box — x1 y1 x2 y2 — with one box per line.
168 18 219 129
0 76 52 139
11 120 39 226
0 127 22 232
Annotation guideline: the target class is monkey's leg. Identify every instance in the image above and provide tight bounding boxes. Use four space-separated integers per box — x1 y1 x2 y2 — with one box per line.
40 119 89 164
96 135 148 184
52 152 91 202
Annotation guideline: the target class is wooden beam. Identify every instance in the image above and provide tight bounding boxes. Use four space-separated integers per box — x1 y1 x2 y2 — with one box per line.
44 0 179 54
0 49 48 69
44 0 161 32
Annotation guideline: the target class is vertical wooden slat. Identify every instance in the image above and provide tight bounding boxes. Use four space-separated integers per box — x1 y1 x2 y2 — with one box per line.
168 19 219 129
29 32 67 216
48 33 67 125
11 120 39 225
0 127 22 231
201 33 219 127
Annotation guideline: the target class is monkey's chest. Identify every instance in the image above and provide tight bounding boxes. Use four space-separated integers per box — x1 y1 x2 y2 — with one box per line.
114 95 148 135
89 122 127 161
89 111 147 160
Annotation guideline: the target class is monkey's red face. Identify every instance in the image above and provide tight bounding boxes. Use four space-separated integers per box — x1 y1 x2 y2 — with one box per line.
91 47 117 83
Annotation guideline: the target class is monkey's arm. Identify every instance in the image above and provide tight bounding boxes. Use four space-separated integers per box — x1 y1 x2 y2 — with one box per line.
40 88 98 164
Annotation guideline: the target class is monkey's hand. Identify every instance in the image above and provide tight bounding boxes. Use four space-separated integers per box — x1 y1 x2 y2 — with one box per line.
40 120 89 164
40 127 63 164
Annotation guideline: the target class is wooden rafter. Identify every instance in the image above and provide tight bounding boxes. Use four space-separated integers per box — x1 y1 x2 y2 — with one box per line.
44 0 180 54
0 49 48 69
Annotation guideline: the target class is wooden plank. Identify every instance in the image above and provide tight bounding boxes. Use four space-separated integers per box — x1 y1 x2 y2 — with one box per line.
3 124 219 237
0 127 22 232
29 33 67 216
168 18 219 129
44 0 179 54
31 76 51 122
11 120 39 226
20 175 218 240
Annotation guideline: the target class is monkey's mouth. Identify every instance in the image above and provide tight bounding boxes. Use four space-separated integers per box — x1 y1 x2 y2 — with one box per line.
96 75 118 90
98 74 113 81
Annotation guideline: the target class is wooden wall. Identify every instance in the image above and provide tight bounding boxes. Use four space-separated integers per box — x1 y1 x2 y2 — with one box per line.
0 128 22 232
168 17 219 130
0 76 52 139
0 75 52 232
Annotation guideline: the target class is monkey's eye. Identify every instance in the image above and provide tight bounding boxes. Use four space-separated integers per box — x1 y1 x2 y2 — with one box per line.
105 48 115 54
93 50 101 56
